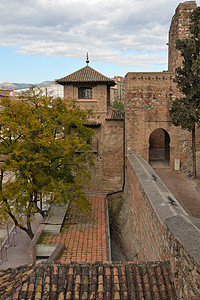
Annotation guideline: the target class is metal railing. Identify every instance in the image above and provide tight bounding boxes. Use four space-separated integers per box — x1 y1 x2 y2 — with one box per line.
107 107 125 120
0 225 19 263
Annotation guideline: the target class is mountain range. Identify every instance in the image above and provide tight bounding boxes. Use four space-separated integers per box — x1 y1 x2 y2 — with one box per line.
0 81 53 90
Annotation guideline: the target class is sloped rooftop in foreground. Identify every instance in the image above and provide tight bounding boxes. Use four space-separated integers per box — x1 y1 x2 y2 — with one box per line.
0 194 177 299
0 262 176 299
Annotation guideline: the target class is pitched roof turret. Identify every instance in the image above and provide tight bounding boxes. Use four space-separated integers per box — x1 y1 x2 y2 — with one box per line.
55 66 115 86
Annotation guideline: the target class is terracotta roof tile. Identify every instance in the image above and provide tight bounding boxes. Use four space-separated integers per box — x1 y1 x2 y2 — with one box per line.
0 262 177 299
56 66 115 85
40 196 108 263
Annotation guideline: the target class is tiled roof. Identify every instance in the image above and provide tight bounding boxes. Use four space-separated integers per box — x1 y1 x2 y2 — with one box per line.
55 66 116 86
0 262 176 299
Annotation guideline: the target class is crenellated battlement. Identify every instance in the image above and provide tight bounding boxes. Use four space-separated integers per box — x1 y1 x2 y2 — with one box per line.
126 72 174 82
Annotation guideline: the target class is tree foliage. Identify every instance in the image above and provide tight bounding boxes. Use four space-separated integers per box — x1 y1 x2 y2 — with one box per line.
0 89 94 238
111 100 125 112
169 7 200 178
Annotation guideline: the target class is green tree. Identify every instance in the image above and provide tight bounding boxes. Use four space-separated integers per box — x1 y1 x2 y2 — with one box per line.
0 89 94 238
170 7 200 179
111 100 124 112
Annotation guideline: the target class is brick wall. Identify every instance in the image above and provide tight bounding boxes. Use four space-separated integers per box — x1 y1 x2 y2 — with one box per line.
85 126 104 194
85 118 124 193
168 1 197 72
125 71 200 169
64 84 109 115
102 119 124 192
63 82 124 194
164 217 200 299
110 153 200 299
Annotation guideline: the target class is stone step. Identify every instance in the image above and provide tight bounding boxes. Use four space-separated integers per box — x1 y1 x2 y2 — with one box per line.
43 202 69 233
36 244 57 257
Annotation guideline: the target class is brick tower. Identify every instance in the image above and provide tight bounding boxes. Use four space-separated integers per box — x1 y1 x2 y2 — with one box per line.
168 1 197 72
125 1 199 169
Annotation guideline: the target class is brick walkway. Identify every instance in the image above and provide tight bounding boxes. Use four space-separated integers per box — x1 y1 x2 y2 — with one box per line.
41 195 108 263
155 168 200 218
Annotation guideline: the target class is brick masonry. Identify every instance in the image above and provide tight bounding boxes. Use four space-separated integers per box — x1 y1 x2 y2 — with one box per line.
125 71 200 169
64 84 109 117
125 1 200 170
85 118 124 193
61 74 124 194
39 195 108 263
110 154 200 299
168 1 197 72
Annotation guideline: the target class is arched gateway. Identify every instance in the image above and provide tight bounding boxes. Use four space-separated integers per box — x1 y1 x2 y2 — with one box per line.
149 128 170 164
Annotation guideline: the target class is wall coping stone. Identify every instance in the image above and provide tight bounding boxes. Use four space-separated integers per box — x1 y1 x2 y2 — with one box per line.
128 153 200 266
127 153 187 224
46 243 65 264
165 214 200 265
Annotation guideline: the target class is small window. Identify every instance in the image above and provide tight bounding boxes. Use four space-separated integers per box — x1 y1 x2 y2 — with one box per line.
78 87 92 99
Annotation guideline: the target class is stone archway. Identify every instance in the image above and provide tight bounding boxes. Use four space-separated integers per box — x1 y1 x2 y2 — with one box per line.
149 128 170 164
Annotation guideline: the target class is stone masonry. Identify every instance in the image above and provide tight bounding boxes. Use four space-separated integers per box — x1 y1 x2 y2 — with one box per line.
56 2 200 191
56 66 124 194
125 1 200 170
109 153 200 298
168 1 197 72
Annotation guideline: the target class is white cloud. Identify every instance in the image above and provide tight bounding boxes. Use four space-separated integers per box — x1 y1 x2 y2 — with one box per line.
0 0 197 70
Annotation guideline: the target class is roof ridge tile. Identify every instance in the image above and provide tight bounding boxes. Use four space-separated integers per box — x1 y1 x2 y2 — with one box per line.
56 66 115 85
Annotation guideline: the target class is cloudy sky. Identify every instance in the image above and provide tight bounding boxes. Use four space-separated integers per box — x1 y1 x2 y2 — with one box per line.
0 0 199 83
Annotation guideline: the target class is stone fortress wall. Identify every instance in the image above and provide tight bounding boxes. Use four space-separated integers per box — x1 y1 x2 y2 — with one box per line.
168 1 197 72
109 154 200 299
59 2 199 194
109 3 200 298
85 117 124 194
125 1 200 171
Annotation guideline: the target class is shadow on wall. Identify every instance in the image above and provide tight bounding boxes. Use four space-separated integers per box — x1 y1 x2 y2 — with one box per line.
149 128 170 163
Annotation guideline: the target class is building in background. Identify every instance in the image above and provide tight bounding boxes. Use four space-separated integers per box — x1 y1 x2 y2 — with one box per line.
110 76 125 104
0 89 10 98
12 83 64 99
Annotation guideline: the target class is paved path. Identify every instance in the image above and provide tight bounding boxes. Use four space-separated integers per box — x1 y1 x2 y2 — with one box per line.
155 168 200 218
0 196 108 269
41 195 108 263
0 214 42 270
